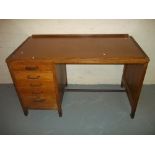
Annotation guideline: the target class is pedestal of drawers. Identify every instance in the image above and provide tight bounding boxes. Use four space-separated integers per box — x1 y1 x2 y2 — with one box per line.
7 60 66 117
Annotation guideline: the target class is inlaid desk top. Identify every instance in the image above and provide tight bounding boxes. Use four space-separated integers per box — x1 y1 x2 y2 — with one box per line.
7 34 149 64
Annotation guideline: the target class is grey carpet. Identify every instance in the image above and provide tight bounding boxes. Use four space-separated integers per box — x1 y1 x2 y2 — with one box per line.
0 84 155 135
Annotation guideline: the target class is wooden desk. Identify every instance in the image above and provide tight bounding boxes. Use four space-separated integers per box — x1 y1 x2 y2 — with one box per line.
6 34 150 118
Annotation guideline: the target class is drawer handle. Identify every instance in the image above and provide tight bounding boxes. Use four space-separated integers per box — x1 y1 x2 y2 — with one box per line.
25 66 38 71
33 98 46 103
27 75 40 80
32 91 43 95
30 83 42 87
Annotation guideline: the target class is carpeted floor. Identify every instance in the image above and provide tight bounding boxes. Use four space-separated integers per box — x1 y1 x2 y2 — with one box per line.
0 84 155 135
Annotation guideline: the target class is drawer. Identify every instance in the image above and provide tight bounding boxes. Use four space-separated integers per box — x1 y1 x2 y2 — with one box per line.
10 61 53 71
21 95 57 109
15 80 55 89
13 71 54 82
17 86 56 97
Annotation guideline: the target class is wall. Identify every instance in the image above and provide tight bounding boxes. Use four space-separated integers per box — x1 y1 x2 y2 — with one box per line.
0 19 155 84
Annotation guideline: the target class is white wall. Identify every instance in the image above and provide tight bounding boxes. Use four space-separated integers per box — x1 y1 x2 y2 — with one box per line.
0 19 155 84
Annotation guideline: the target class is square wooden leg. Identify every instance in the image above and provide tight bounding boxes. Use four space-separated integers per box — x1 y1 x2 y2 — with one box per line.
58 108 62 117
23 109 29 116
130 111 135 119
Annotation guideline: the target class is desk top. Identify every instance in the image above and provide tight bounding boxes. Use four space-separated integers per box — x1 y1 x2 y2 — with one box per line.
7 34 149 64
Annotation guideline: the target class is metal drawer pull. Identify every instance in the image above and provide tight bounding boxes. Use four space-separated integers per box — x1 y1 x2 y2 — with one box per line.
25 66 38 71
30 83 42 87
27 75 40 79
33 98 46 103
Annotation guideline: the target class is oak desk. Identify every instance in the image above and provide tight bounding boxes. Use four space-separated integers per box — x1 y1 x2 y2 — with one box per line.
6 34 150 118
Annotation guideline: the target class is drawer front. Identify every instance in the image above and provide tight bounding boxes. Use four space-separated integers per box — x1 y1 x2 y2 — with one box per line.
10 61 53 71
21 95 57 109
17 86 56 97
13 71 54 82
15 80 55 89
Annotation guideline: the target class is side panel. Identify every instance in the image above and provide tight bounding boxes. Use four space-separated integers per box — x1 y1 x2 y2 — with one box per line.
54 64 67 103
122 63 148 118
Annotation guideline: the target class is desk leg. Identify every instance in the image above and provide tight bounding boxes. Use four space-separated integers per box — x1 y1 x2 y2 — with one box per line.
58 107 62 117
121 63 148 119
23 108 28 116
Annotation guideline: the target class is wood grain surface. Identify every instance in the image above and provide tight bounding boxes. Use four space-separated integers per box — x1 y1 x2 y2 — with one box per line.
6 34 150 118
6 34 149 64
